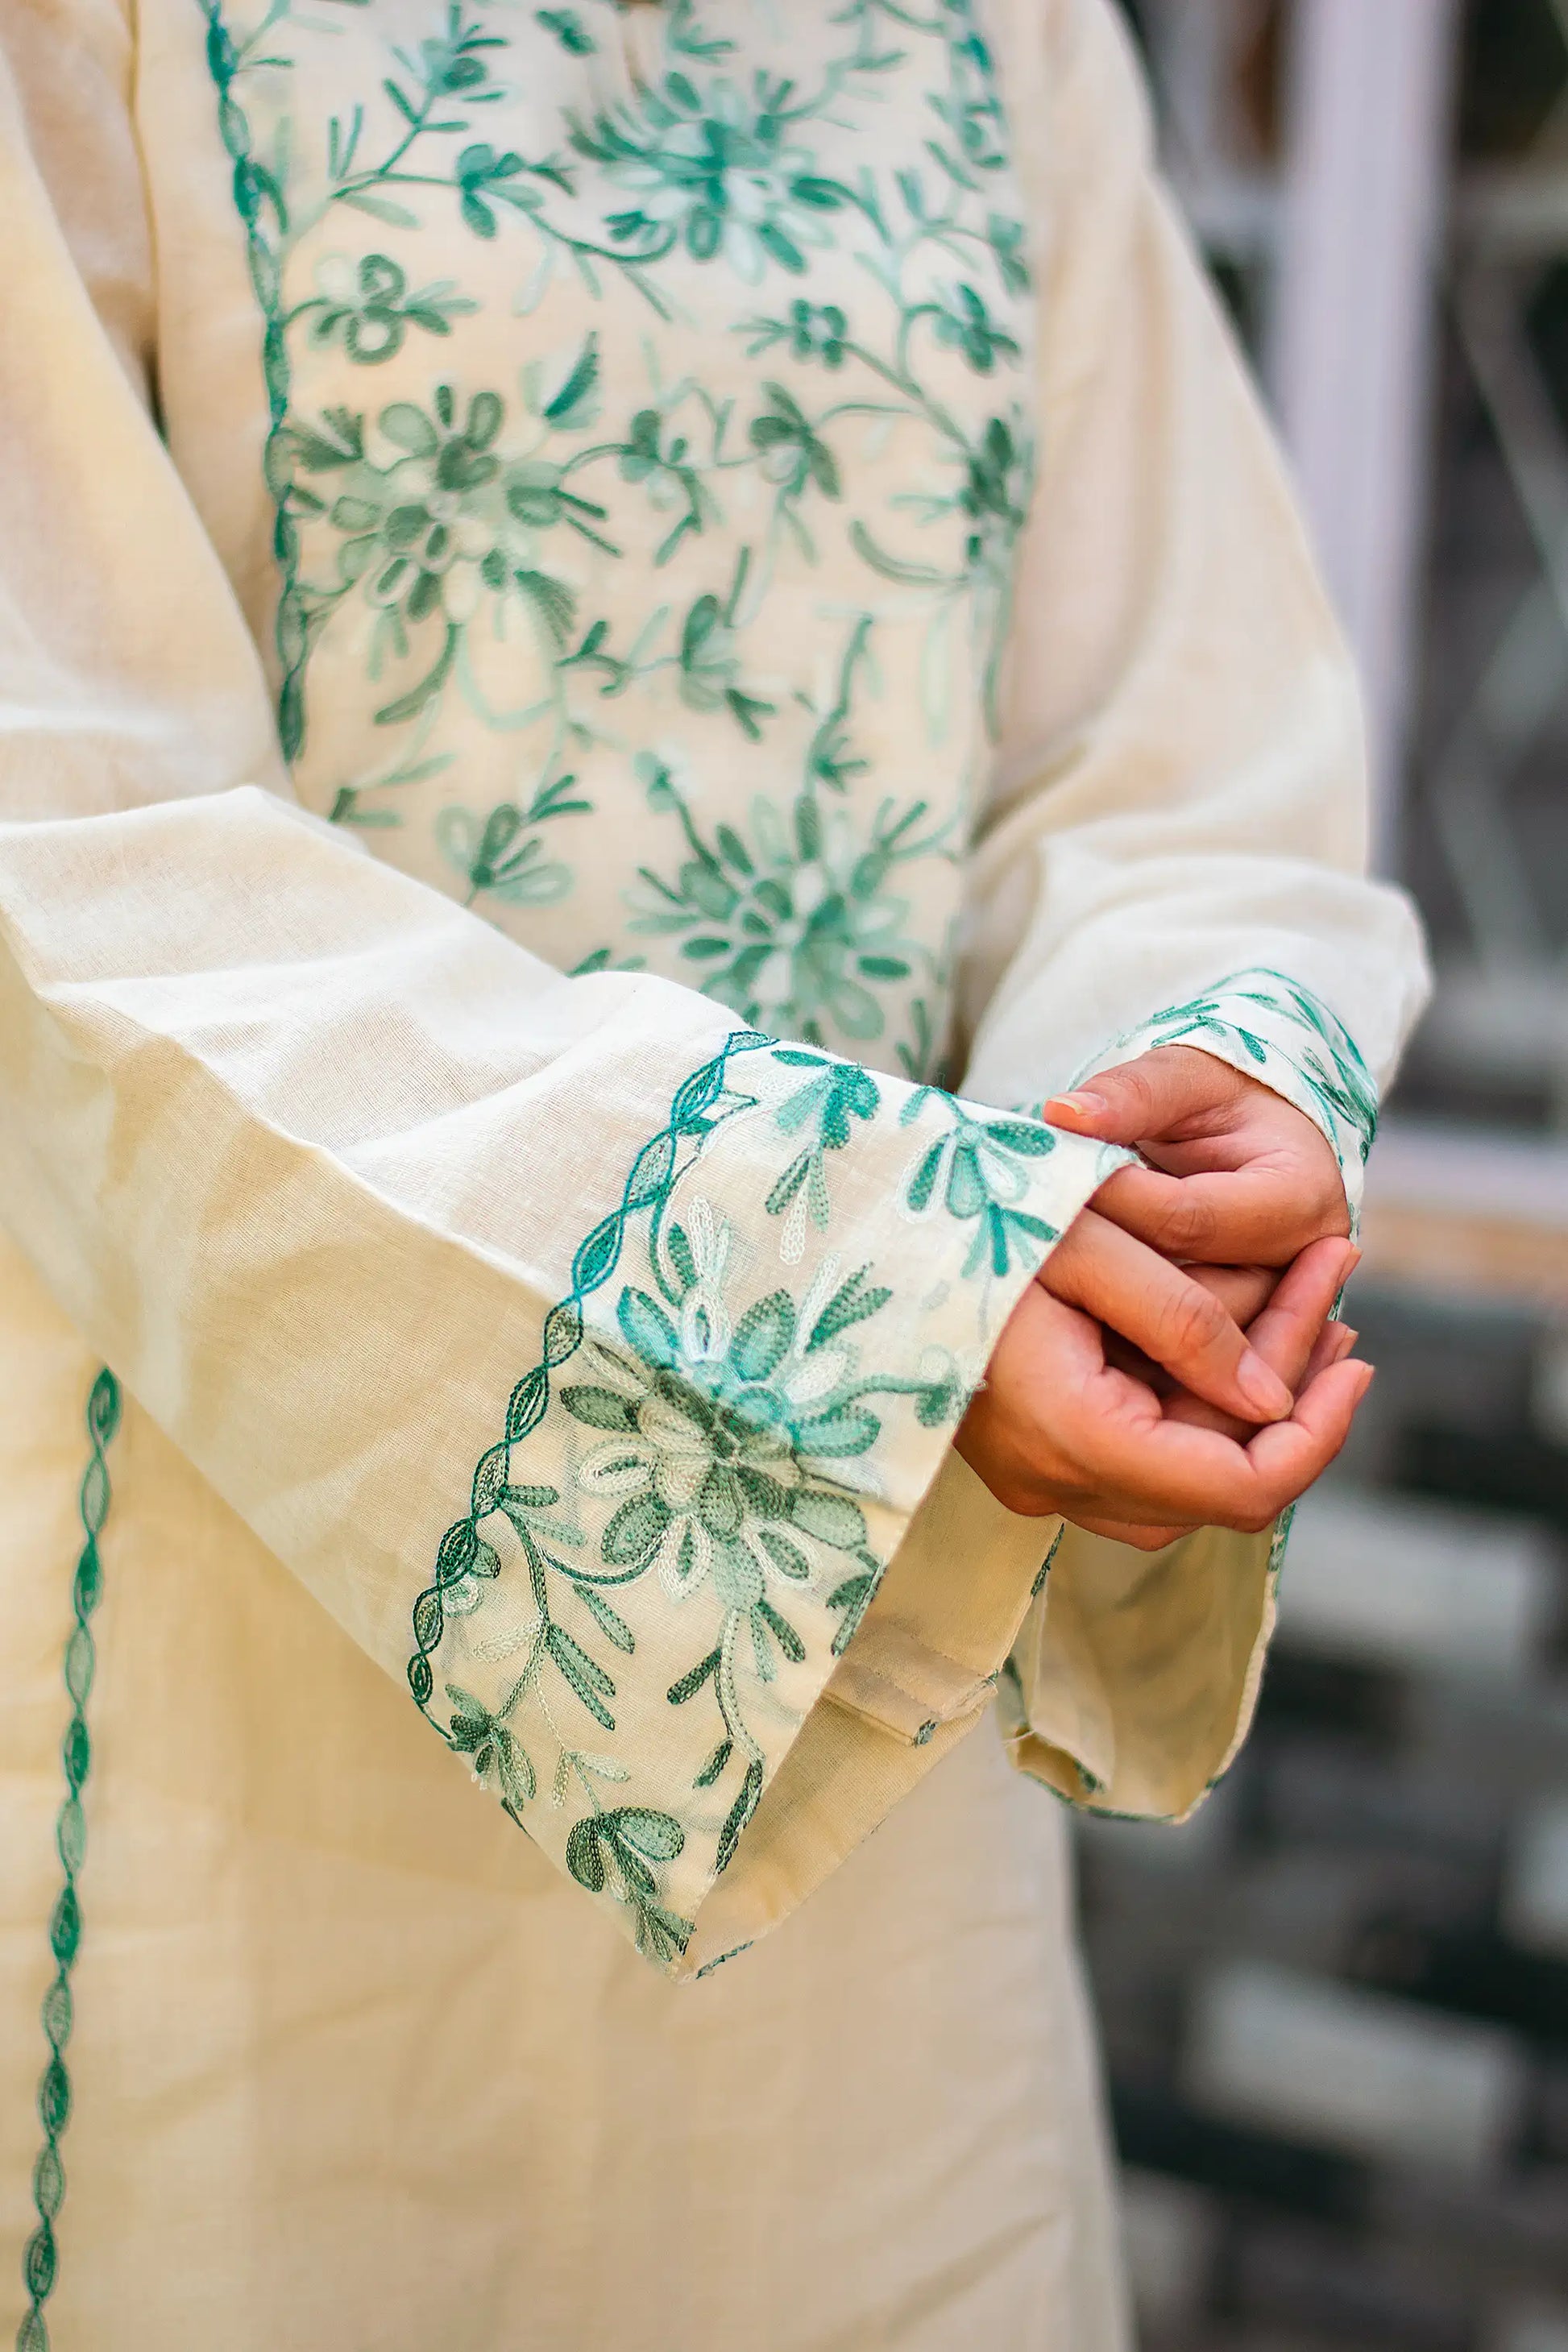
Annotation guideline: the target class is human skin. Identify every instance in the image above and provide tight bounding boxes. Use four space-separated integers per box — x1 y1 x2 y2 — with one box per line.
956 1047 1365 1547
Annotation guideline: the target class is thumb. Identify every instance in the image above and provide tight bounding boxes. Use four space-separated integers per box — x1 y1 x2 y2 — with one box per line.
1041 1046 1238 1145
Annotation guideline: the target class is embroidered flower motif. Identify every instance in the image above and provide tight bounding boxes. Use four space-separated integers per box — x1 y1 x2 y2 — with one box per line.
927 281 1021 375
786 299 848 367
446 1682 535 1808
561 1215 876 1616
900 1095 1061 1276
300 251 477 364
575 76 848 284
674 591 774 738
616 409 711 559
957 413 1031 583
294 377 612 683
629 786 939 1045
320 387 508 629
747 383 840 501
437 801 575 906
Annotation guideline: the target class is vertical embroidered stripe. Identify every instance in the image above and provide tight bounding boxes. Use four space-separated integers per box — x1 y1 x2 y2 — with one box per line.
17 1370 120 2352
199 4 307 757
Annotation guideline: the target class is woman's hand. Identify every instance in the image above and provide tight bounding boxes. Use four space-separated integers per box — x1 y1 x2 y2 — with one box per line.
1044 1044 1351 1267
956 1233 1367 1548
1039 1208 1296 1425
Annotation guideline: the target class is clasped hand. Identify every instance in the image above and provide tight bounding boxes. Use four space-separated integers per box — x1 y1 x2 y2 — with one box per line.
956 1045 1371 1549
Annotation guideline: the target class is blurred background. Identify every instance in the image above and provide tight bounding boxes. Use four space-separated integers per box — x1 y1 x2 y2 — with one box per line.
1087 6 1568 2347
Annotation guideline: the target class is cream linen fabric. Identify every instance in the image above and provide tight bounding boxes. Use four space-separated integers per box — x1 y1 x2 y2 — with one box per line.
0 0 1426 2340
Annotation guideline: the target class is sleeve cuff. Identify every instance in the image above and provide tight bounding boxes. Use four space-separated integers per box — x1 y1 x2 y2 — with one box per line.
997 1512 1292 1822
415 1037 1129 1977
989 965 1363 1825
1072 965 1380 1213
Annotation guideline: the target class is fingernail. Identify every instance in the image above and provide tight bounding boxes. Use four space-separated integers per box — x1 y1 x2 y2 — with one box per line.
1342 1242 1363 1277
1238 1350 1292 1419
1355 1361 1376 1396
1043 1089 1108 1124
1334 1325 1359 1358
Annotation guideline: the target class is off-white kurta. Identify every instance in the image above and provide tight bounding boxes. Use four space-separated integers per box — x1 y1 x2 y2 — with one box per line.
0 0 1428 2342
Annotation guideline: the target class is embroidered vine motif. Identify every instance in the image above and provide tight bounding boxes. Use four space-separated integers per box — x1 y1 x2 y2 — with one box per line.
898 1088 1069 1275
1087 967 1380 1185
201 0 1036 1068
19 1370 120 2352
625 655 956 1054
408 1029 772 1964
406 1031 1110 1964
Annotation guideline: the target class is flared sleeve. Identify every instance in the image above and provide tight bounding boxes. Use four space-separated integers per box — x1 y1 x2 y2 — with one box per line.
0 5 1125 1979
961 0 1430 1823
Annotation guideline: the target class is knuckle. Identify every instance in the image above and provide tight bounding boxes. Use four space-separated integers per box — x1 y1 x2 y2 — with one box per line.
1159 1193 1219 1256
1161 1286 1227 1362
1104 1061 1155 1122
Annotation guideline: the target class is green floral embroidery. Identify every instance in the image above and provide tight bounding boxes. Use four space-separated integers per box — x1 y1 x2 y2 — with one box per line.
569 70 843 283
1097 967 1380 1178
19 1371 120 2352
628 762 943 1047
536 7 595 58
786 298 848 368
407 1033 1091 1960
408 1031 772 1960
204 0 1036 1064
900 1091 1063 1275
292 251 477 364
764 1045 885 1238
626 607 949 1067
570 1249 916 1871
436 783 586 907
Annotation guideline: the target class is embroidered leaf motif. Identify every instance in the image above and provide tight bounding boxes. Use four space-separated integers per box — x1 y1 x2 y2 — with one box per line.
730 1292 794 1381
562 1384 640 1433
788 1488 865 1549
576 1584 637 1653
537 7 595 55
565 1814 608 1892
617 1287 680 1368
608 1807 685 1862
668 1646 722 1706
716 1761 764 1873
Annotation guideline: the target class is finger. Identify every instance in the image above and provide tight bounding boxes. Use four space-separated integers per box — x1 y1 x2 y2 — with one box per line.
1043 1211 1294 1423
1161 1319 1358 1440
1188 1263 1279 1326
1104 1266 1279 1397
1242 1237 1358 1386
1068 1512 1198 1552
1163 1238 1357 1437
1239 1359 1375 1506
1043 1046 1240 1147
1092 1160 1351 1266
1316 1322 1359 1372
1046 1355 1373 1529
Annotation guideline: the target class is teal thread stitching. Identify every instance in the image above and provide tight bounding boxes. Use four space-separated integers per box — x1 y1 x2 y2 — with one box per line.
407 1030 770 1968
1097 967 1380 1171
18 1370 121 2352
200 5 310 757
407 1030 771 1714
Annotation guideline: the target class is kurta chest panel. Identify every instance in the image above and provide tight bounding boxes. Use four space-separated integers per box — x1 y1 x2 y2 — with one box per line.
195 0 1038 1077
